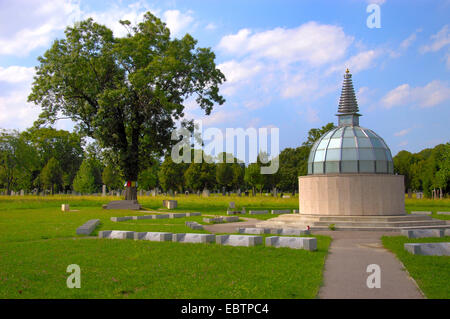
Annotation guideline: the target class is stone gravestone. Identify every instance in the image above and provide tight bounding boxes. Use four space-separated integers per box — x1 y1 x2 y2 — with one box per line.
102 185 106 196
229 202 235 209
20 190 24 196
202 188 210 197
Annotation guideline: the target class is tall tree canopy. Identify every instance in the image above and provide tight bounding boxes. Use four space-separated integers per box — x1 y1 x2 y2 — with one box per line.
28 12 225 200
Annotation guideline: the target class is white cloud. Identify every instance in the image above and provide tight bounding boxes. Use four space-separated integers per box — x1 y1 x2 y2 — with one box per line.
367 0 386 4
0 66 35 84
218 22 354 66
162 10 194 37
205 23 217 31
420 25 450 53
0 0 81 56
0 88 41 129
382 80 450 108
394 129 411 137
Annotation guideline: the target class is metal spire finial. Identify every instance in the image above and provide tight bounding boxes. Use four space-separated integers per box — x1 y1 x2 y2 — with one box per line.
337 69 359 114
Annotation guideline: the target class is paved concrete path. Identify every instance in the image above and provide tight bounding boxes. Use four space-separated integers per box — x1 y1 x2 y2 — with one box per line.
315 230 424 299
203 217 259 233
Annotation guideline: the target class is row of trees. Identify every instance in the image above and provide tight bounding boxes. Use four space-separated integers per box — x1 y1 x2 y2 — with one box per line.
393 143 450 198
0 124 336 195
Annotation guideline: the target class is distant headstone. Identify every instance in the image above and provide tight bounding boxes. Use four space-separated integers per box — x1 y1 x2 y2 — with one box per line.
163 200 178 209
202 189 210 197
102 185 106 196
223 216 239 222
293 209 299 214
437 212 450 215
168 213 186 218
241 207 246 214
404 242 450 256
61 204 70 212
185 212 201 217
185 221 204 230
282 195 290 198
110 216 133 222
20 190 24 196
229 202 235 209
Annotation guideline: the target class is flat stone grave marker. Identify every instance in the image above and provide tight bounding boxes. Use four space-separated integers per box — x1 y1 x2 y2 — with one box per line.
104 200 142 210
168 213 186 218
216 235 263 247
185 212 201 217
404 242 450 256
185 221 204 230
98 230 134 239
111 216 133 222
223 216 239 222
237 227 270 235
76 219 100 235
410 211 432 215
229 202 235 209
134 232 172 241
61 204 70 212
266 236 317 251
437 212 450 215
249 210 268 215
172 233 215 244
271 210 291 214
401 229 444 238
132 215 154 220
203 217 223 223
153 214 169 219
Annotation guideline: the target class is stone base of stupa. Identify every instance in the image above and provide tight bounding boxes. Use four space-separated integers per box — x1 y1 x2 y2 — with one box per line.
255 174 449 231
255 214 450 231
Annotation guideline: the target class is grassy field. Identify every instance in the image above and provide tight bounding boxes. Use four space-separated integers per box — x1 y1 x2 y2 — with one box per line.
382 235 450 299
0 194 330 299
404 198 450 220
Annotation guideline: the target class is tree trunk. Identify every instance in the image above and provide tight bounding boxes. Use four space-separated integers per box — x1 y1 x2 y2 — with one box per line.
125 186 137 201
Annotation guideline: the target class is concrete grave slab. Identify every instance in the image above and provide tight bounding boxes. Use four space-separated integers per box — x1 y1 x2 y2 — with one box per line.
266 236 317 251
401 229 444 238
249 210 268 215
223 216 239 222
110 216 133 222
237 227 270 235
185 221 204 230
134 232 172 241
61 204 70 212
216 235 263 247
269 228 311 236
132 215 154 220
186 212 201 217
203 217 223 223
172 233 215 244
404 242 450 256
76 219 100 235
152 214 169 219
271 210 291 214
168 213 186 218
98 230 134 239
437 212 450 215
410 211 432 215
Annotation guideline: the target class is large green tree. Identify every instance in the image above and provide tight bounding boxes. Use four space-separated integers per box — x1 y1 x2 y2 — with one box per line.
40 157 63 194
28 12 225 200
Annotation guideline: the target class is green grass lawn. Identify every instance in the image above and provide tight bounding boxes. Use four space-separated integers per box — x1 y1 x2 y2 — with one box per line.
405 198 450 221
382 235 450 299
0 194 330 299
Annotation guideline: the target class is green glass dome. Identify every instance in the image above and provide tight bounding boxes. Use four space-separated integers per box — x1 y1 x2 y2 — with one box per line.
307 69 394 175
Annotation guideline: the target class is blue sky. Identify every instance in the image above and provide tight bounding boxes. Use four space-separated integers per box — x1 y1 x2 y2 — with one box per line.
0 0 449 159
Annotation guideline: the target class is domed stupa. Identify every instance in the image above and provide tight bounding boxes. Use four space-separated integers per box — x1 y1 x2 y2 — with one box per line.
256 70 448 230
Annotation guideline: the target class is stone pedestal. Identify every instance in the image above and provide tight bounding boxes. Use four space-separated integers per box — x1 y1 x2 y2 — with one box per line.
299 174 405 216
